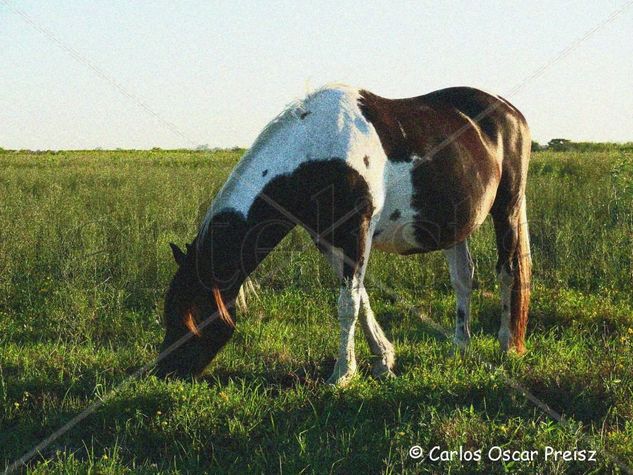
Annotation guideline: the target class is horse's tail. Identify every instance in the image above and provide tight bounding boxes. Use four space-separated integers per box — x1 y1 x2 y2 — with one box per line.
511 195 531 353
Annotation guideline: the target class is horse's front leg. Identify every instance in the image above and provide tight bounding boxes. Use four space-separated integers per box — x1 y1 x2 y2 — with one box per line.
359 287 395 378
323 224 374 386
326 275 363 386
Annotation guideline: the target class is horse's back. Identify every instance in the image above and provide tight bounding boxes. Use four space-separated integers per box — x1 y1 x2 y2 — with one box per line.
418 86 528 139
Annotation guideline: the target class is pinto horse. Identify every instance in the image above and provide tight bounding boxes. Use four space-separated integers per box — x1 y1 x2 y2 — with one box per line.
155 85 531 385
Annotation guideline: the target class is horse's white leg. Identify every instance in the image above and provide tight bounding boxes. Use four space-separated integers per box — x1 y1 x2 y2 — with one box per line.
359 288 395 378
322 220 375 386
326 274 363 385
444 241 474 349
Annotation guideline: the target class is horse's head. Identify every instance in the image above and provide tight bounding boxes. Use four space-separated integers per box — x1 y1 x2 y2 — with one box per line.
155 242 235 378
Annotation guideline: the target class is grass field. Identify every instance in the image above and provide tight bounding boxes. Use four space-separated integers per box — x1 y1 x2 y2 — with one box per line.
1 148 632 474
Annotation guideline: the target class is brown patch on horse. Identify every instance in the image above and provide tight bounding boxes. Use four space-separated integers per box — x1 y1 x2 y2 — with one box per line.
363 155 370 167
199 160 372 291
410 137 497 249
359 87 524 251
358 87 522 162
246 158 374 278
357 90 413 162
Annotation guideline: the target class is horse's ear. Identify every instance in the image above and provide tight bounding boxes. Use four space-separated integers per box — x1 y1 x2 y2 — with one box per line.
169 243 186 266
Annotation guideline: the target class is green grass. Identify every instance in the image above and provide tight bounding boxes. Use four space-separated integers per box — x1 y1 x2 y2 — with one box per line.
1 148 632 474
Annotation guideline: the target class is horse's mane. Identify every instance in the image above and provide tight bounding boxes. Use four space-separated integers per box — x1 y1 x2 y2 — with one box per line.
247 98 305 157
248 83 353 156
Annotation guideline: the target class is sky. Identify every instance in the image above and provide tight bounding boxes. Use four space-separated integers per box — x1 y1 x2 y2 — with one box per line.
1 1 632 150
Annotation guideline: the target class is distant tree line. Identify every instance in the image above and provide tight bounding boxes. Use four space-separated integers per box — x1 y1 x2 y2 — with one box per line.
532 139 633 152
2 142 632 154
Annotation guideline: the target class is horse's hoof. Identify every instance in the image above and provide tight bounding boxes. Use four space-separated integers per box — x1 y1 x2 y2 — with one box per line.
326 364 357 386
451 337 470 355
326 372 356 387
498 331 511 353
372 365 396 380
383 351 396 372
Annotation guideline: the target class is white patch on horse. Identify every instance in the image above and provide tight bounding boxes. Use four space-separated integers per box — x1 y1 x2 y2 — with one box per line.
397 120 407 139
321 243 367 385
326 277 362 385
199 84 388 243
371 160 419 254
324 212 378 386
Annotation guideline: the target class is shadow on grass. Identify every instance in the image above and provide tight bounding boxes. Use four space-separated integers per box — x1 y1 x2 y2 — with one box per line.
201 358 333 393
1 303 621 473
1 390 175 471
1 351 620 473
380 303 617 426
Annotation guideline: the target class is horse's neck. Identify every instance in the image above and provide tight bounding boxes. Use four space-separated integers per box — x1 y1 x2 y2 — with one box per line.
197 127 309 293
209 125 306 219
197 205 294 296
196 87 365 291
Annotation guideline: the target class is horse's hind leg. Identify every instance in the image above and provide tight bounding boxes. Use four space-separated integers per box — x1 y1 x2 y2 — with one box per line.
359 288 395 378
444 240 474 349
492 196 531 353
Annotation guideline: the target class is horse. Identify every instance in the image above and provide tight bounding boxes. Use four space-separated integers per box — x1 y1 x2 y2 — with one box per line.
155 84 532 385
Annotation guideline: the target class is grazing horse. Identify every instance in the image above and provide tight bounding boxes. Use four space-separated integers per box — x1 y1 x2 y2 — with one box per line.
155 84 531 385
